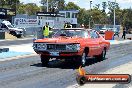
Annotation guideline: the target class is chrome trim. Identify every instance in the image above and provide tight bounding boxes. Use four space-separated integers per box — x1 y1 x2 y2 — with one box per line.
34 49 78 52
33 43 80 51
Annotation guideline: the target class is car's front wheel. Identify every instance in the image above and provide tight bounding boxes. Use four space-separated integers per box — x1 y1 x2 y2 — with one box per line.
40 55 50 66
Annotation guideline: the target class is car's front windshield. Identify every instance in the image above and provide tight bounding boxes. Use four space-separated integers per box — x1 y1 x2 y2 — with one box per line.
51 29 88 38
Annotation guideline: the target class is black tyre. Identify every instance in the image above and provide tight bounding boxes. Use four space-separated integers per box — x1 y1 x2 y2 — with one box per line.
41 55 50 66
65 58 74 63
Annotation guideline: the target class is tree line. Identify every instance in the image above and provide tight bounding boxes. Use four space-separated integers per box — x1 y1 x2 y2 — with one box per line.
0 0 132 29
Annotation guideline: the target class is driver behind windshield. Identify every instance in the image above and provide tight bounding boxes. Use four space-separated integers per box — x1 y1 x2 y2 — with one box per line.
52 29 86 38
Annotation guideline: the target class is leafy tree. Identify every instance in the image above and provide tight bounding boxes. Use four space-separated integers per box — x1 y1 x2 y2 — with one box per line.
40 0 65 11
65 2 80 10
57 0 65 10
17 3 40 15
17 3 25 14
108 1 119 11
107 1 120 24
121 8 132 29
115 9 123 25
7 0 20 9
24 3 40 15
0 0 6 8
102 2 107 12
83 10 91 27
77 8 87 25
0 0 20 9
93 4 100 10
91 8 107 24
39 6 47 12
78 7 108 27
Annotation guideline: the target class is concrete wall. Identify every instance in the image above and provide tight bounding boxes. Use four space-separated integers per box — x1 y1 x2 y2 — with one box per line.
12 14 40 37
12 14 37 24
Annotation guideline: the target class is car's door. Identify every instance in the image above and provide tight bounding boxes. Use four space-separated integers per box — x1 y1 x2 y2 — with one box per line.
88 30 102 56
95 31 104 55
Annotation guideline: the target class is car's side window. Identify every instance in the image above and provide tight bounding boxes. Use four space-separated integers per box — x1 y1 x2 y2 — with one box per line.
90 31 95 38
90 31 99 39
84 31 89 38
95 32 100 38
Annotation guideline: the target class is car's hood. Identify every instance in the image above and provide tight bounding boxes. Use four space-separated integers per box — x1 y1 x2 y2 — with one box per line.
9 28 23 31
34 37 83 44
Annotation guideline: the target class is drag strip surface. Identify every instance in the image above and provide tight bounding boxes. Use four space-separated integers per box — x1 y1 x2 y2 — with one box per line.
0 41 132 88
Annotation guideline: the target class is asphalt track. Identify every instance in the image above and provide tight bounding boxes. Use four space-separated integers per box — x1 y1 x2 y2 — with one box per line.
0 40 132 88
0 38 33 46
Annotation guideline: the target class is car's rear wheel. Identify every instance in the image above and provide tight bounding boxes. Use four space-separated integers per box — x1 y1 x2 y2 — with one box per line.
40 55 50 66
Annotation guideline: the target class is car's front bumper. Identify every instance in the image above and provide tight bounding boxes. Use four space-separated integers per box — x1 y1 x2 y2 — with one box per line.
34 50 83 58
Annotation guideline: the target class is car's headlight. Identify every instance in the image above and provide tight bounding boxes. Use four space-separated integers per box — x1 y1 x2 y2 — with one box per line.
66 44 80 51
33 43 47 50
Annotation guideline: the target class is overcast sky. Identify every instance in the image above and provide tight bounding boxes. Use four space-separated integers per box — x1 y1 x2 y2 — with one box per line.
20 0 132 9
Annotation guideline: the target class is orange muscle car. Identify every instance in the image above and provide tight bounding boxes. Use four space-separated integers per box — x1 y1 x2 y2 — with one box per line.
33 28 110 66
